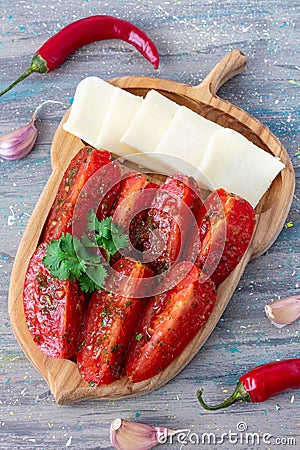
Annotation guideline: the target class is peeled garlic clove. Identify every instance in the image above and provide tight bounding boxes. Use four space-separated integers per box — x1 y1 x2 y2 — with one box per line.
0 100 63 161
110 418 176 450
265 296 300 328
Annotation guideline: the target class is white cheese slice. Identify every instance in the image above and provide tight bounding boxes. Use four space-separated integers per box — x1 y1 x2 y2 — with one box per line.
120 89 179 153
125 152 197 177
63 76 115 147
154 105 222 185
155 105 221 164
199 128 285 207
95 88 142 156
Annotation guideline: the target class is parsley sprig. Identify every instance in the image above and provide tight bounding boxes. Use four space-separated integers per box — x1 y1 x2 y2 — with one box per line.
43 211 128 293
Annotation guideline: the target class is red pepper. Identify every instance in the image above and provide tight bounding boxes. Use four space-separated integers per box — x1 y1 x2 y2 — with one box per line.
108 171 149 265
23 243 86 359
77 257 153 385
144 174 202 274
194 188 255 285
197 359 300 410
126 263 217 382
129 181 160 252
0 15 159 97
41 146 118 243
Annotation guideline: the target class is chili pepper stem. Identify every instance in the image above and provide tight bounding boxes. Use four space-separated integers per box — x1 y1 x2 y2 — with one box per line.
197 381 251 410
0 54 48 97
0 67 34 97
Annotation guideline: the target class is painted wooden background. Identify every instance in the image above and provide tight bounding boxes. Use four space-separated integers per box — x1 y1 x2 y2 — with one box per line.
0 1 299 449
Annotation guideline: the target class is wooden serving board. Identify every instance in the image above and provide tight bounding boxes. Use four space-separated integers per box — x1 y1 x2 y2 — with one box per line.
8 50 295 405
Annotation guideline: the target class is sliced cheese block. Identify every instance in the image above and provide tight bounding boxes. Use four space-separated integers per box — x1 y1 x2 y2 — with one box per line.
154 105 221 185
125 152 199 178
120 89 179 153
199 128 285 207
63 77 115 147
95 88 142 156
155 106 221 167
120 152 170 174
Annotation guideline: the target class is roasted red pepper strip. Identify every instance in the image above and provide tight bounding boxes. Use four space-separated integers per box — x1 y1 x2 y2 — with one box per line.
41 146 118 243
112 172 148 227
195 188 255 285
144 174 202 274
126 263 217 383
129 181 160 252
109 172 149 265
77 258 153 385
197 359 300 410
0 15 159 97
73 158 121 238
23 243 86 359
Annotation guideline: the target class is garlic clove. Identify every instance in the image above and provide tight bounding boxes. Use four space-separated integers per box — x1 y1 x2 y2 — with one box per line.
0 120 37 160
0 100 64 161
110 418 177 450
265 296 300 328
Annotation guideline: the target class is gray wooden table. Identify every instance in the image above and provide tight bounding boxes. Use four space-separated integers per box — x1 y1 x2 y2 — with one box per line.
0 1 299 449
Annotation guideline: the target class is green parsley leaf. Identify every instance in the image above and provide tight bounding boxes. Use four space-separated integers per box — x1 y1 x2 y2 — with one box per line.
42 239 64 270
85 210 98 232
56 261 72 281
111 222 129 253
78 273 98 293
59 232 75 256
86 265 107 289
42 212 129 294
81 233 98 248
95 216 113 237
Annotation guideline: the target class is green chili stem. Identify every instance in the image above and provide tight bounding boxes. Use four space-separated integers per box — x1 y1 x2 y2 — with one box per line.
196 381 251 410
0 54 48 97
0 67 36 97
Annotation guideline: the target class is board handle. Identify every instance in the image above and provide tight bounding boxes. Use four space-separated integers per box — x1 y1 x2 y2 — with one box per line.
188 49 248 102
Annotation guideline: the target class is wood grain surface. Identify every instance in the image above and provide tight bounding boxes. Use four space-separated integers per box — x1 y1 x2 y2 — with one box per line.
0 1 299 449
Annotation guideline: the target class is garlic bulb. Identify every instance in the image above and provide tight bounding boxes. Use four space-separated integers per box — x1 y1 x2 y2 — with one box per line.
0 100 63 160
110 418 176 450
265 296 300 328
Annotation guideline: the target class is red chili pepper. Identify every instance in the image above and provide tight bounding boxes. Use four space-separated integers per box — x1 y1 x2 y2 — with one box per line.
197 359 300 410
0 15 159 97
